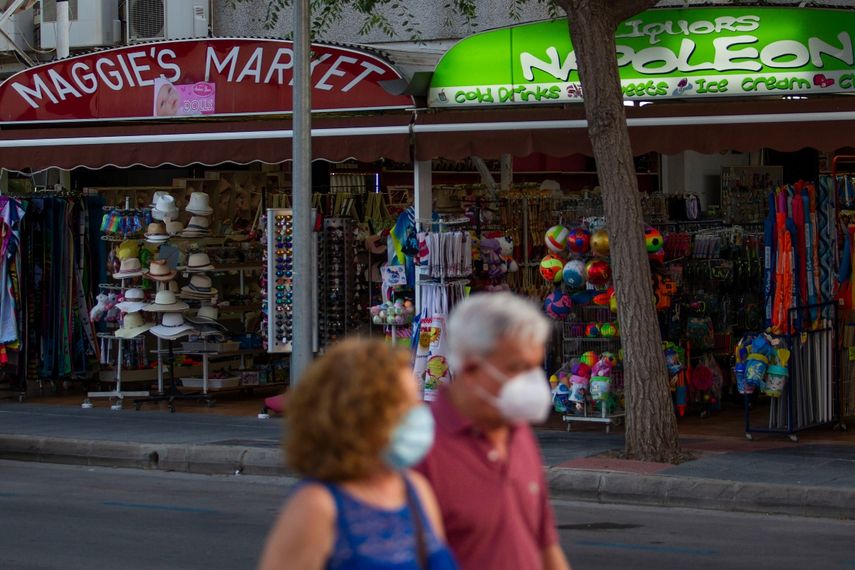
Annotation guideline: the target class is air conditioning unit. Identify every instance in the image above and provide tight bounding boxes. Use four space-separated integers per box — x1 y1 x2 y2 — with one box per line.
0 9 34 54
127 0 210 43
39 0 121 50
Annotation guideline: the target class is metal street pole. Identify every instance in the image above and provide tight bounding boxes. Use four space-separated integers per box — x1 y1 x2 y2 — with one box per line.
56 0 69 59
291 0 312 385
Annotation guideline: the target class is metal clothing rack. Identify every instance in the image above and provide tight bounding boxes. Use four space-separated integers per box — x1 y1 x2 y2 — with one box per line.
745 302 845 442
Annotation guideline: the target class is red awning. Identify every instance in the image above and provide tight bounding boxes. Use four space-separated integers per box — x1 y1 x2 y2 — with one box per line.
411 97 855 160
0 113 413 172
3 97 855 172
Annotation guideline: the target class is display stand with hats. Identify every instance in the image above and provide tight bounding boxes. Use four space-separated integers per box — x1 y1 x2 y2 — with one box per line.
85 276 154 410
132 290 217 412
92 185 275 409
84 311 153 410
87 194 160 410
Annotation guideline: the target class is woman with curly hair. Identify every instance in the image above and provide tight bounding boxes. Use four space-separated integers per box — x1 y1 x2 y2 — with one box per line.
259 338 458 570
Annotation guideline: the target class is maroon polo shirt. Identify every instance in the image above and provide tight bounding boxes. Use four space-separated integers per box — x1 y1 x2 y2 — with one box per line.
415 387 559 570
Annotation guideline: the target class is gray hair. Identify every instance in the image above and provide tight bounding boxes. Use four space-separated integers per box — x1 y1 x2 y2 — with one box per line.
447 292 551 371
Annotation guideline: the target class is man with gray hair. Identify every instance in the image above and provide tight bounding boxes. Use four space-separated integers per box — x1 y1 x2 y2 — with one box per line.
415 292 571 570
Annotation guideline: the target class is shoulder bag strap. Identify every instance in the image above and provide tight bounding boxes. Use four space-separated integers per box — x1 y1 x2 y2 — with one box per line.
405 478 428 570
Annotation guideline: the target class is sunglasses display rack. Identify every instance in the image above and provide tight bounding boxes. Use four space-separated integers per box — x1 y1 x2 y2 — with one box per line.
318 217 359 348
266 209 295 353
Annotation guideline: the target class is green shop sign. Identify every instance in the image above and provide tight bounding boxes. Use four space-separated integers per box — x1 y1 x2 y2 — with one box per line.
429 7 855 106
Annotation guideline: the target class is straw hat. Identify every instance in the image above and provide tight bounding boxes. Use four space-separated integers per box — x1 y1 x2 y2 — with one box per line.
185 192 214 215
180 274 218 299
143 259 178 282
150 191 169 208
180 252 216 272
144 222 169 244
165 220 184 236
179 216 211 237
116 288 148 313
151 194 178 221
186 305 227 332
143 290 189 313
113 258 143 279
150 312 197 340
114 312 154 339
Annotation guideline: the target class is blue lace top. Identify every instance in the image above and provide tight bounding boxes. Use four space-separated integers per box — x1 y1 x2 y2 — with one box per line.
323 476 459 570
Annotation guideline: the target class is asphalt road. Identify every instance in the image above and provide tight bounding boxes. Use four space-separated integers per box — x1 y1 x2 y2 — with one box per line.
0 460 852 570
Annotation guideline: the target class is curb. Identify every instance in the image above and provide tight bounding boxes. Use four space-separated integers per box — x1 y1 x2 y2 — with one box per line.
0 435 289 477
2 434 853 520
546 467 855 520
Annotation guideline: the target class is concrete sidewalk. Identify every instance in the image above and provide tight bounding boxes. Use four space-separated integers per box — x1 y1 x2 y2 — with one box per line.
1 402 854 519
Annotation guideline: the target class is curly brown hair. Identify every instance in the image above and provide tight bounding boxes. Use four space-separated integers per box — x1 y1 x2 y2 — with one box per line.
285 337 412 482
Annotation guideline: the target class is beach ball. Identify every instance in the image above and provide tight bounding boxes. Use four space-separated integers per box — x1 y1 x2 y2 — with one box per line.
586 259 612 287
544 225 570 254
543 290 573 320
540 254 565 283
645 227 664 253
590 229 610 257
580 351 598 367
601 352 618 367
567 227 591 255
562 259 587 289
600 322 619 338
585 323 601 338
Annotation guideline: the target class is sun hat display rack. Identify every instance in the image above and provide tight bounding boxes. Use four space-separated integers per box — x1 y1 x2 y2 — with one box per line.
84 196 153 410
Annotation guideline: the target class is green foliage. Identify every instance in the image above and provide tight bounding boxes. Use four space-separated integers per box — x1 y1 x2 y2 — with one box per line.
227 0 562 38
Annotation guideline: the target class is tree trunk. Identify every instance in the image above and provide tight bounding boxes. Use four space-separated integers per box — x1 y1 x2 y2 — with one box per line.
559 0 681 462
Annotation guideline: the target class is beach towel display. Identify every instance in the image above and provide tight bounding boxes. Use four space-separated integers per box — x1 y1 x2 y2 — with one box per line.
746 179 840 440
412 280 466 401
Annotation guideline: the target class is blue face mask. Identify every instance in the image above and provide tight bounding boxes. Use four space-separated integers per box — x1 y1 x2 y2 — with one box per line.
383 404 435 471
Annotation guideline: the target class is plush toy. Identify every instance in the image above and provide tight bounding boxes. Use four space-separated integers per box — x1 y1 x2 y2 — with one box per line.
480 237 506 280
601 352 618 368
103 293 120 323
90 293 110 322
592 357 612 378
496 236 519 273
568 362 592 403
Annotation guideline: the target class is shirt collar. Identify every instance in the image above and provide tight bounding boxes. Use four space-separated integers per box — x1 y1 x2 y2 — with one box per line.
432 385 523 437
432 386 475 435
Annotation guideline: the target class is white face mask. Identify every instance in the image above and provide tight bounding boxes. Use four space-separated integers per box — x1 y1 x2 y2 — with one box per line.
479 361 553 424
